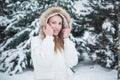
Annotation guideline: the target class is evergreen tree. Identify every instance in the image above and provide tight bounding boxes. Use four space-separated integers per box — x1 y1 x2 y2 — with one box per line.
0 0 7 43
80 0 119 68
118 4 120 79
0 0 46 75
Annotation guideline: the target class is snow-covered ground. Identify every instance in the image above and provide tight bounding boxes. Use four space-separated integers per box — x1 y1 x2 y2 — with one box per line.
0 61 117 80
73 61 117 80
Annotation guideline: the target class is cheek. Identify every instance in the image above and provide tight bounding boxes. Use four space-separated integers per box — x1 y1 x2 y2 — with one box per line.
57 27 62 31
58 25 62 30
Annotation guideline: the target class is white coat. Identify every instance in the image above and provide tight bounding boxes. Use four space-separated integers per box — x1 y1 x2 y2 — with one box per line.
31 35 78 80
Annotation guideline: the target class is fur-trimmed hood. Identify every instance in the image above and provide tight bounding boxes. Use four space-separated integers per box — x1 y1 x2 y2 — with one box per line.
39 6 72 39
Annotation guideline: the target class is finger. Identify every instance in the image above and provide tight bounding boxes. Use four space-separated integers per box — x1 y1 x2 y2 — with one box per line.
63 28 68 33
46 24 50 30
46 24 51 29
43 26 46 30
64 26 70 29
65 27 71 31
66 28 71 32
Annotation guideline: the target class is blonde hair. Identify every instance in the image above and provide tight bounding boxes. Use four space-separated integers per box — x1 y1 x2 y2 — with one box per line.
39 6 72 52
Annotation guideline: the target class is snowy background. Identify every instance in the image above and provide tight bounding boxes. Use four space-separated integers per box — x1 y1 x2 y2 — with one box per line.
0 0 119 80
0 60 117 80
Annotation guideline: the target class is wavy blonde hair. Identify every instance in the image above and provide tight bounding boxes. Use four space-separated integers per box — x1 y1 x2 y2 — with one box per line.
39 6 72 52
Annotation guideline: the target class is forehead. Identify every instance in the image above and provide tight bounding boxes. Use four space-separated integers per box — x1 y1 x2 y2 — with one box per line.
49 14 62 21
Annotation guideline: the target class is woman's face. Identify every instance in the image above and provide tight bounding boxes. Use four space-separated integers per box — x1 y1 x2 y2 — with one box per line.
48 15 63 36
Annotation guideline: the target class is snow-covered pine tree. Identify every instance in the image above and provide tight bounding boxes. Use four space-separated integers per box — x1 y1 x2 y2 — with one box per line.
0 0 81 75
118 5 120 78
81 0 119 68
68 0 94 61
0 0 7 43
0 0 48 75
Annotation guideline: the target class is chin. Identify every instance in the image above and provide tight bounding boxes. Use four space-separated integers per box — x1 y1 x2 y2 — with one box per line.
53 34 59 36
53 34 58 36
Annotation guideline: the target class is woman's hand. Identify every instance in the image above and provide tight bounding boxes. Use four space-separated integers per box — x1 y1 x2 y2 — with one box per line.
62 27 71 38
43 24 53 36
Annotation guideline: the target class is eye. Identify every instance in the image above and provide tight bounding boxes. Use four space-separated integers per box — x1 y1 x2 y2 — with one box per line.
52 22 56 24
59 22 62 25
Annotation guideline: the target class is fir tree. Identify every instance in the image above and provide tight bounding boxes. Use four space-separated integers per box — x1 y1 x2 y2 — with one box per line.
118 3 120 78
81 0 119 68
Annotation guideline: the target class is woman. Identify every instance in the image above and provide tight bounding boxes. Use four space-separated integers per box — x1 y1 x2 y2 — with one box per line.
31 6 79 80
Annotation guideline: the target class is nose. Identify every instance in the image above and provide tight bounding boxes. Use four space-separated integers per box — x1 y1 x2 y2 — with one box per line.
53 23 59 29
56 24 59 28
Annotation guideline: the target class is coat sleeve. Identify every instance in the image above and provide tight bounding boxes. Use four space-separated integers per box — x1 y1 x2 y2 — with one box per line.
64 38 79 68
31 36 55 68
